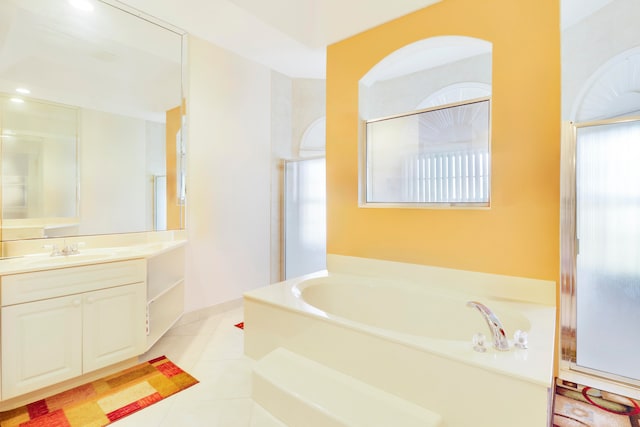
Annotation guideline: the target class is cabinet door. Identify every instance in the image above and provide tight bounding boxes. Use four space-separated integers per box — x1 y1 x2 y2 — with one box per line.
83 283 146 373
2 295 82 399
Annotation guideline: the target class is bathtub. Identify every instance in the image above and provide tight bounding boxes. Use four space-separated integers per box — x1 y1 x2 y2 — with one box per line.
293 276 532 341
244 255 556 427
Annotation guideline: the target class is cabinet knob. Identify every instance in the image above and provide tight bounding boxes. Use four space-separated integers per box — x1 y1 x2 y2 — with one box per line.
72 299 81 307
86 296 96 304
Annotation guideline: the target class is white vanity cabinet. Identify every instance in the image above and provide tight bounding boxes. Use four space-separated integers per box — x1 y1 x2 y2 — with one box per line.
82 283 146 372
0 260 146 400
2 294 83 398
146 244 185 350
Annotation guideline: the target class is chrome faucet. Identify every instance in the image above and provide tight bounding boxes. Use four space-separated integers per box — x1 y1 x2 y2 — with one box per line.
44 241 84 256
60 243 79 256
467 301 510 351
60 241 85 256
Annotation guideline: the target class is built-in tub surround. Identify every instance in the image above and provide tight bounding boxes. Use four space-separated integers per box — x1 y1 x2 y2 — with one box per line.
244 254 556 427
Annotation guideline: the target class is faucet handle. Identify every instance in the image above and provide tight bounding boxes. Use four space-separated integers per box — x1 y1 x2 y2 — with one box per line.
66 241 85 254
472 333 488 353
43 244 60 256
513 330 528 349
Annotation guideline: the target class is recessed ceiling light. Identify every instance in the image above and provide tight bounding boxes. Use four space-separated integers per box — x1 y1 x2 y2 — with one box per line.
10 98 24 103
68 0 94 12
15 87 30 94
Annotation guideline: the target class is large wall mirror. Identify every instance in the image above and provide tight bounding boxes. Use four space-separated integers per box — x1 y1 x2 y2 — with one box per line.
0 0 185 242
359 36 492 208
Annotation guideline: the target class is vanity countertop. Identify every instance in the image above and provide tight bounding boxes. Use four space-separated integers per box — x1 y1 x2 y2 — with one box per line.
0 240 186 275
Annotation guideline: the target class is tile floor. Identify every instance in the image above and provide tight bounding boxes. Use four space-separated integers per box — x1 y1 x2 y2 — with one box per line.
106 301 640 427
113 303 285 427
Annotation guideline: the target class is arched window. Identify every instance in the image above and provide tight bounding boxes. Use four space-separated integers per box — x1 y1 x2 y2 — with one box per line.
299 117 326 158
573 47 640 122
417 82 491 110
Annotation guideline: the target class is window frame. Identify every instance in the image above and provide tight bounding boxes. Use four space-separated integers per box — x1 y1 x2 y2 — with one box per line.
359 97 492 209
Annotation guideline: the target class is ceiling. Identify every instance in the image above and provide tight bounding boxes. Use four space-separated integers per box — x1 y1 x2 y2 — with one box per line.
115 0 442 79
115 0 617 79
0 0 619 123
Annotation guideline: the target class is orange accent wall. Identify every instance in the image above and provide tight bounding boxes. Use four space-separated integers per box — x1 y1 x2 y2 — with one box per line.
166 104 184 230
326 0 561 282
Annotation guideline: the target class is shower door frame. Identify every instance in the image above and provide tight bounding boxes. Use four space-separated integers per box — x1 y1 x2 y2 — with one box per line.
560 115 640 391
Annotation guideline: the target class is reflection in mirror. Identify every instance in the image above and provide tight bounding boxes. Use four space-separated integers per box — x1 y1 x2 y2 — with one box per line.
0 0 185 241
1 95 78 226
359 36 492 207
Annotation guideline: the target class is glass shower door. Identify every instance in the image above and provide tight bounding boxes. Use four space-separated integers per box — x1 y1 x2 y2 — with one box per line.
575 119 640 382
283 158 326 279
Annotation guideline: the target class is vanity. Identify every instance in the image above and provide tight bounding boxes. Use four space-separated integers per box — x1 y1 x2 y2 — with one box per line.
0 238 186 409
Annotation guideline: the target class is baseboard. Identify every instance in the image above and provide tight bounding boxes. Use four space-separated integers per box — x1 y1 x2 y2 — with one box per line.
177 298 243 326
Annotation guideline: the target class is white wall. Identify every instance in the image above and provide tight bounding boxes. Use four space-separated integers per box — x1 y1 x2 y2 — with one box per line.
185 35 272 312
562 0 640 120
292 79 326 155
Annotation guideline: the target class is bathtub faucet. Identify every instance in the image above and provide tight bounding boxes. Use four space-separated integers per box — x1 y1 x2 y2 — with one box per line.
466 301 510 351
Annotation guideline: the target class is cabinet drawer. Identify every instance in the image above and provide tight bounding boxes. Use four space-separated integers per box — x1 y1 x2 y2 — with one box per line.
1 260 146 306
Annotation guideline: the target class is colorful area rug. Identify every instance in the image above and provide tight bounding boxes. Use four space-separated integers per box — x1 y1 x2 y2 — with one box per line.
554 379 640 426
0 356 198 427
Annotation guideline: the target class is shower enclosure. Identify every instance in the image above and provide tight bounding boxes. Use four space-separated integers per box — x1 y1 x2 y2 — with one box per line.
561 117 640 386
283 157 326 279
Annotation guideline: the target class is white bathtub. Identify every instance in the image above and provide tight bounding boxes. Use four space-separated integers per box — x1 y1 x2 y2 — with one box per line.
293 276 532 341
244 255 556 427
